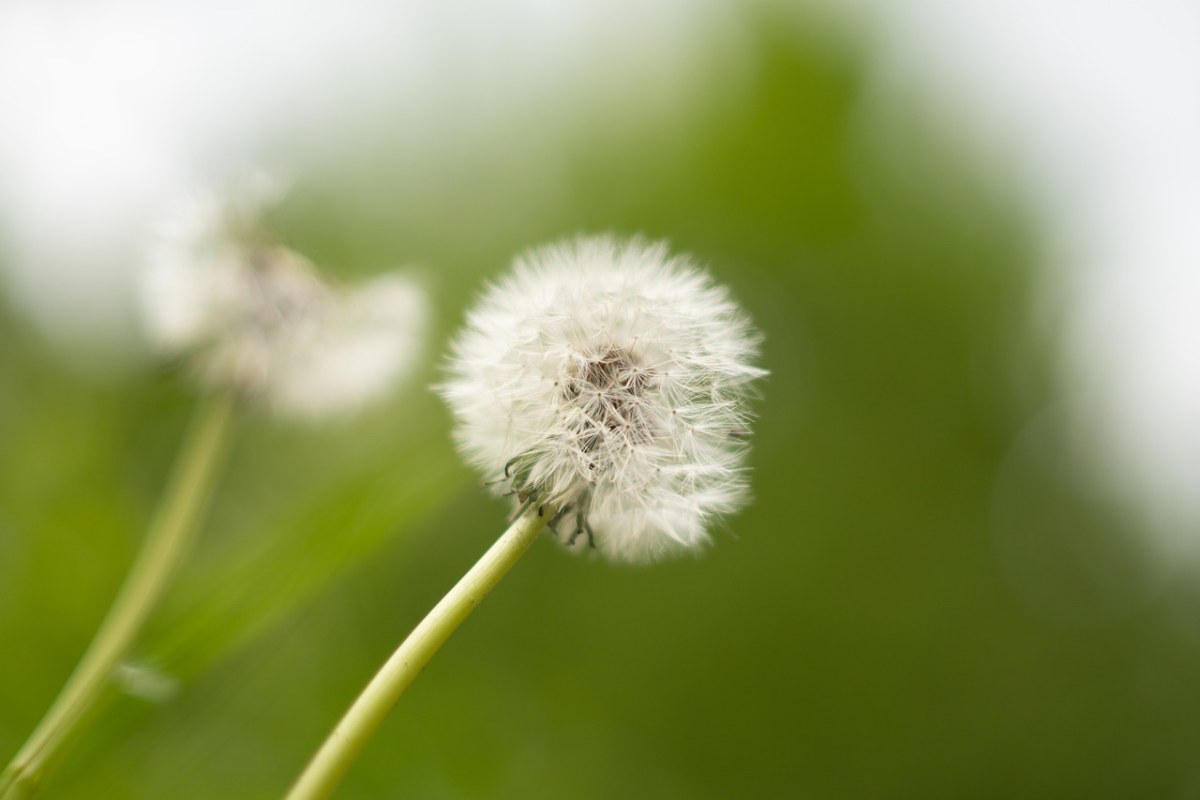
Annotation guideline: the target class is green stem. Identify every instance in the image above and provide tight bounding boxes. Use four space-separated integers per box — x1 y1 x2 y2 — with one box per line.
0 393 236 799
284 503 551 800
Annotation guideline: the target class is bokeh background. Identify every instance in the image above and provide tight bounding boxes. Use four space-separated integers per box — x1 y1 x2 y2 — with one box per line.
3 1 1200 797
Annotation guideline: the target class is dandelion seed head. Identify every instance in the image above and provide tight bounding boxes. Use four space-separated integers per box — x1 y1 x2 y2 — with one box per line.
441 236 765 564
140 177 427 420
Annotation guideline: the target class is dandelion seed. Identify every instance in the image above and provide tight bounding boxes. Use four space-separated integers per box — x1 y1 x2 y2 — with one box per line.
140 176 427 419
114 661 180 704
440 235 766 563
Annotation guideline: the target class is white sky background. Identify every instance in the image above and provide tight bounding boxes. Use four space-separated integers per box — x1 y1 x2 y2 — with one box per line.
1 0 1197 545
855 0 1200 553
0 0 738 350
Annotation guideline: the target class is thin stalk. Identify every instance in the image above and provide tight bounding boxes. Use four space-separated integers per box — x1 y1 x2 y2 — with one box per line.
284 502 551 800
0 393 237 800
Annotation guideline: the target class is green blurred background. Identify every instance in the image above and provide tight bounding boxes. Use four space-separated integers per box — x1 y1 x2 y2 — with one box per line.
3 9 1199 799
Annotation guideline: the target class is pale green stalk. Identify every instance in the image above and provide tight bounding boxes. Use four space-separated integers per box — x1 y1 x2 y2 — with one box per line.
0 394 236 799
284 503 551 800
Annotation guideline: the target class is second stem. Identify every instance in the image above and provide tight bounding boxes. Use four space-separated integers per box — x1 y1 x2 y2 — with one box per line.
0 393 236 799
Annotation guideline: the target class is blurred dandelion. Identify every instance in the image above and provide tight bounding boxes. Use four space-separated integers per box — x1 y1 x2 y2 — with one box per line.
286 236 765 800
141 175 428 419
1 175 428 799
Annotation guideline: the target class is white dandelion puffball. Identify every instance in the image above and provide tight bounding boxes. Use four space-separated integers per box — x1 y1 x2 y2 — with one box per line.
440 236 766 564
140 180 427 420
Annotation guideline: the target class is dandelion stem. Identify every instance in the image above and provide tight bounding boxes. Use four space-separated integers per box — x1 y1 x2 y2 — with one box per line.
284 503 551 800
0 393 236 800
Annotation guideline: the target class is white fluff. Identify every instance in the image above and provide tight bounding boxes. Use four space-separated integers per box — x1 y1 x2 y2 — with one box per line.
140 179 427 420
440 236 765 564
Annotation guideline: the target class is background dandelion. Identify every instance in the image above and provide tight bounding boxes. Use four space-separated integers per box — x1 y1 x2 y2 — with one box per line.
141 178 428 420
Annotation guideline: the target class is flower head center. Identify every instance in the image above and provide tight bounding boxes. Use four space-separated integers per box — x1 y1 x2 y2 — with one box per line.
559 346 655 461
236 246 330 337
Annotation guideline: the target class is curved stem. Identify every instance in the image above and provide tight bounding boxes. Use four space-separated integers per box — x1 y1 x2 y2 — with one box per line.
0 393 236 799
284 503 551 800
